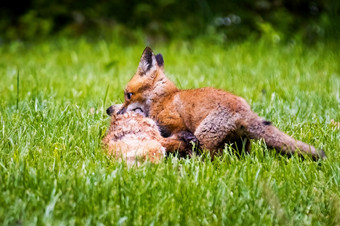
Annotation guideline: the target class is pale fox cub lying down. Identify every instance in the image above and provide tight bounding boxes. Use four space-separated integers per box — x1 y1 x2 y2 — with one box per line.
102 104 166 166
103 104 196 166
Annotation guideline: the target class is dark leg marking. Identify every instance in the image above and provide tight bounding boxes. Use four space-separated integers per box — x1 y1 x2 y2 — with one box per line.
177 131 200 153
157 125 171 138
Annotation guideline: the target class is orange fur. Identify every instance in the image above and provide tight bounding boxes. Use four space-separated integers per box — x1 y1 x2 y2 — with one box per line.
111 47 326 160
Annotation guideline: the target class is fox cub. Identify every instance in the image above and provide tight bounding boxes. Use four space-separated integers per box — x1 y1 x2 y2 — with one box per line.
103 104 196 166
107 47 326 160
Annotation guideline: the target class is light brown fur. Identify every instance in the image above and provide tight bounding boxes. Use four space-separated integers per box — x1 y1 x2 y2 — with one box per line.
112 47 326 160
103 104 195 165
103 105 165 166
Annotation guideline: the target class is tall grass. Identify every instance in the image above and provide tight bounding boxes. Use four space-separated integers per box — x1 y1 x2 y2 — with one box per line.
0 38 339 225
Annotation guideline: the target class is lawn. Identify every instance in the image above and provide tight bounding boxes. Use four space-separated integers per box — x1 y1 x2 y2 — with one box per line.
0 37 339 225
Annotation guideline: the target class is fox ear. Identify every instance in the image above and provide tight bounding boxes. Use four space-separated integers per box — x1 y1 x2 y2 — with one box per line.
138 47 156 75
155 53 164 70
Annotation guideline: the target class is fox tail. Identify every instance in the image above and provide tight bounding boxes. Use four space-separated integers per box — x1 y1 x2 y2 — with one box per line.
246 115 326 160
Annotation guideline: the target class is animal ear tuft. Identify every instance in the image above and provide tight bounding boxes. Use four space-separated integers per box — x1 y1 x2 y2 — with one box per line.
155 54 164 68
139 47 155 74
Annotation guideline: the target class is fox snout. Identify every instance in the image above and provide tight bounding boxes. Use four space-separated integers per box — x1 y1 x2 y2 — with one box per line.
106 104 123 116
106 104 145 116
116 106 127 115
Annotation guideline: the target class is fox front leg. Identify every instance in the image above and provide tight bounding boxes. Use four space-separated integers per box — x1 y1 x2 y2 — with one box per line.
160 131 200 156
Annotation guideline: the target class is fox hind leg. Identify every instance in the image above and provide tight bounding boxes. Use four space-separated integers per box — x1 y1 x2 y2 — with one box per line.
194 109 247 156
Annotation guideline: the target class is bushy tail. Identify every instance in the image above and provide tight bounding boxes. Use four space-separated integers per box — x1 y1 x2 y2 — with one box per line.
246 115 326 160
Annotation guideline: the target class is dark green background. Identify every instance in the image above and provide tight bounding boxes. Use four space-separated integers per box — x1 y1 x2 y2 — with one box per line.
1 0 339 43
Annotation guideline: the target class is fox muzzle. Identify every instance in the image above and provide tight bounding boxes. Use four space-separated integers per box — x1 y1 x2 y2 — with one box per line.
116 107 127 115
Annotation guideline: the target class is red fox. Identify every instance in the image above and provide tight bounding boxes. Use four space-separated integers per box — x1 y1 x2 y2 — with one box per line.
103 104 196 165
108 47 326 160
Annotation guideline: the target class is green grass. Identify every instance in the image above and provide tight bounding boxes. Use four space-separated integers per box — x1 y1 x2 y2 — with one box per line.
0 37 339 225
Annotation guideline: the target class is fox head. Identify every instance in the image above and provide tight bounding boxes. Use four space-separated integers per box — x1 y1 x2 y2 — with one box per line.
106 47 177 116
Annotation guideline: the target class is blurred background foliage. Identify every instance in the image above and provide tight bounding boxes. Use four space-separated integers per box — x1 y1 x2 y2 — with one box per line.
0 0 339 44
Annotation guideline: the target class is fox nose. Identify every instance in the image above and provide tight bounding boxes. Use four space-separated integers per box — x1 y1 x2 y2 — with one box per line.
106 106 114 116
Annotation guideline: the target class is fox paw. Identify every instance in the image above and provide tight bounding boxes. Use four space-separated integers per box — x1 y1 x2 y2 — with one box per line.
177 131 200 153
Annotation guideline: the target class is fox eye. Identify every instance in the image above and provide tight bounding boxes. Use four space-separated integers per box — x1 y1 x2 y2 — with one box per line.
126 92 133 99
